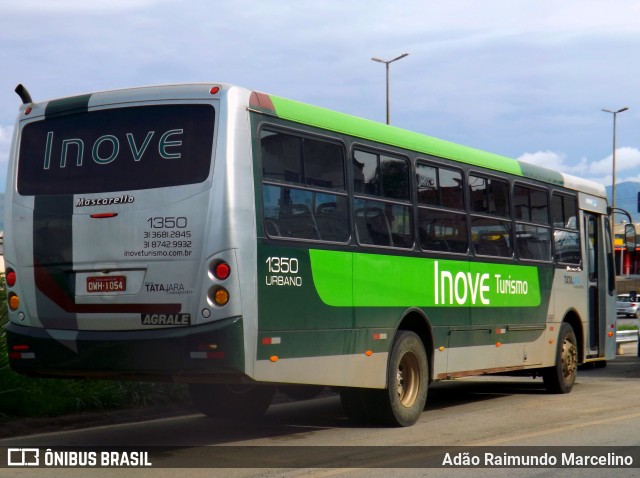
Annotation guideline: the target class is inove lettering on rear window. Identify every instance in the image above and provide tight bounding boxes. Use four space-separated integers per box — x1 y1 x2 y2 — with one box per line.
18 104 215 195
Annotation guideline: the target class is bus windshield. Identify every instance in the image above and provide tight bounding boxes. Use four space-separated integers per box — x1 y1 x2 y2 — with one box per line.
18 103 215 195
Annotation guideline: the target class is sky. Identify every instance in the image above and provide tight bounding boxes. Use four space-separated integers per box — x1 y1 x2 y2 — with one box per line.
1 0 639 209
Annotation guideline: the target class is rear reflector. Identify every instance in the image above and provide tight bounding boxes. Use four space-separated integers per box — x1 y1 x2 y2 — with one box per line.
9 352 35 360
261 337 282 345
209 287 229 306
8 293 20 311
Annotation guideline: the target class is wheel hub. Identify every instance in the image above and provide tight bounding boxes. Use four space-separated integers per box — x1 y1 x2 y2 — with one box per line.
396 352 420 407
561 338 577 379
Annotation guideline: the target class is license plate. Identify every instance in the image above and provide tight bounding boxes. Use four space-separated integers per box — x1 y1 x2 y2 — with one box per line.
87 276 126 293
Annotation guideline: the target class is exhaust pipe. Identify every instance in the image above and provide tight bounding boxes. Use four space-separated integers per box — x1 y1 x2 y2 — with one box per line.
15 84 33 105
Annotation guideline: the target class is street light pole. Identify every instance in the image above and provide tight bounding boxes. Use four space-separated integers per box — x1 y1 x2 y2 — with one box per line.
602 106 629 238
371 53 409 124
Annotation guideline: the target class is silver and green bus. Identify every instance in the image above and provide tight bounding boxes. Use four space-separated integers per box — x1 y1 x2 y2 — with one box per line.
4 83 616 426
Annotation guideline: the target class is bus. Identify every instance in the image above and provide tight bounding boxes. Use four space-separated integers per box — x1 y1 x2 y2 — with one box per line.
4 83 616 427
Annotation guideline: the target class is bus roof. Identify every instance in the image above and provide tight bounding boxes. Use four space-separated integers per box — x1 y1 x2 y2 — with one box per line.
252 91 605 199
16 82 605 199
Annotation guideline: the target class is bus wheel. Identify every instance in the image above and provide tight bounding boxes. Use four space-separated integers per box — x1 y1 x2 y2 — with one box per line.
373 330 428 427
543 323 578 394
188 383 275 419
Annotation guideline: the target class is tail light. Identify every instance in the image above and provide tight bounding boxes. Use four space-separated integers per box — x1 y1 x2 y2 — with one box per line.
212 261 231 280
6 268 16 287
208 260 231 307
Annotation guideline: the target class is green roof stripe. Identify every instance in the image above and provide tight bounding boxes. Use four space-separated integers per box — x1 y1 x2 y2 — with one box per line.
269 94 525 177
518 161 565 188
45 93 91 119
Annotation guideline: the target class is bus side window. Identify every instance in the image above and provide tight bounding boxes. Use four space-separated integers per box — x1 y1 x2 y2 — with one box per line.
418 209 468 254
471 218 512 258
352 149 413 249
514 184 551 262
278 203 320 240
354 201 391 246
551 193 581 264
469 174 512 258
261 129 349 243
315 199 350 242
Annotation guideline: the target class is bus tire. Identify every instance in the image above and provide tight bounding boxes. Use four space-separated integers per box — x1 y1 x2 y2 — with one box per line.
188 383 275 419
543 323 578 394
372 330 428 427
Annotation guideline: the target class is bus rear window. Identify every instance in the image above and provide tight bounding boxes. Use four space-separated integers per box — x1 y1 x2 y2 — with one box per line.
18 104 215 195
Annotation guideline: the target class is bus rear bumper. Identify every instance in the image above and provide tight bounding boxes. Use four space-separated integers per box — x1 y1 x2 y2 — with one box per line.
5 317 246 382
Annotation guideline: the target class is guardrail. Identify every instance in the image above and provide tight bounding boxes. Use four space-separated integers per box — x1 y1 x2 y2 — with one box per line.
616 329 638 355
617 329 639 344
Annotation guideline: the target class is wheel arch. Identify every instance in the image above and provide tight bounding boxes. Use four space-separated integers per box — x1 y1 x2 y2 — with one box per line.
395 308 435 383
562 309 584 364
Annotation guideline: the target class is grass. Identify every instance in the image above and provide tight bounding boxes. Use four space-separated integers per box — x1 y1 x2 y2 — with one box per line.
0 274 188 420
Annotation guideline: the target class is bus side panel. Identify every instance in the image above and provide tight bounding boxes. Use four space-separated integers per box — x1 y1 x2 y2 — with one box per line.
253 243 390 388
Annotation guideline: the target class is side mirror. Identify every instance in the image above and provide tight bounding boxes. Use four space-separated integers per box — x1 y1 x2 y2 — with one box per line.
625 223 636 253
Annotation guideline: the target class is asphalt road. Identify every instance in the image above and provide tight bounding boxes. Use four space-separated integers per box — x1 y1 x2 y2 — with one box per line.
2 341 640 478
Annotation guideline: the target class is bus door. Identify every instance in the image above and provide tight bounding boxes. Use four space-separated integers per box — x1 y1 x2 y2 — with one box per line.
585 213 609 358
